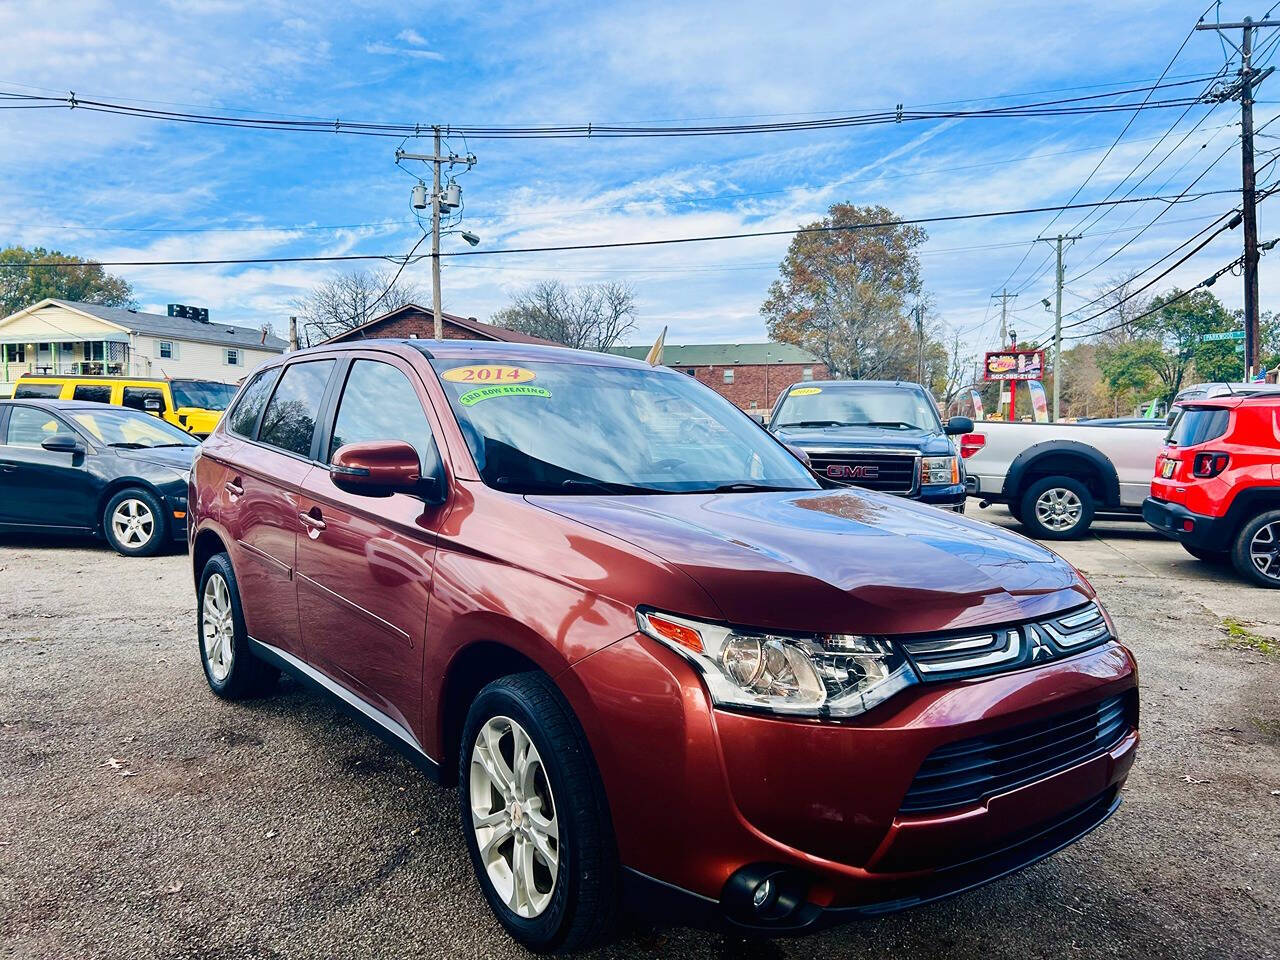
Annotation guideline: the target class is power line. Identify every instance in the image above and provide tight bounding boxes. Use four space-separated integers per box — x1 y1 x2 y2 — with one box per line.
0 76 1218 140
0 189 1247 270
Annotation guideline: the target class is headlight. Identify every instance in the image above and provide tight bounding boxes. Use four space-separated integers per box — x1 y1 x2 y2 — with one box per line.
637 609 917 717
921 455 959 485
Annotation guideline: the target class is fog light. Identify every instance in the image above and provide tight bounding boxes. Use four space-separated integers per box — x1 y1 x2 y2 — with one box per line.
752 878 774 911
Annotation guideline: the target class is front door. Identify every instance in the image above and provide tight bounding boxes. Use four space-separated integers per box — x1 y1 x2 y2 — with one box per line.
0 406 98 528
295 354 450 741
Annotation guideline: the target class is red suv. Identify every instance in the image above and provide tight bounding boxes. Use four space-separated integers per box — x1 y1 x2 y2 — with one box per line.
1144 393 1280 587
188 339 1138 951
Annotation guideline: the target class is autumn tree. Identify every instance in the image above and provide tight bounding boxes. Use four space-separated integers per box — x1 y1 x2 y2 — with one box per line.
293 269 425 346
0 245 135 316
492 280 637 351
761 204 927 380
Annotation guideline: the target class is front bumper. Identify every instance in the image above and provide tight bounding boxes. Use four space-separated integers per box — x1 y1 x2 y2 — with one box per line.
565 634 1138 932
918 483 966 511
1142 496 1232 551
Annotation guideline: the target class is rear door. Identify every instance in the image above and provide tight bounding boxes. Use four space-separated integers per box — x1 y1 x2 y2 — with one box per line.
295 353 450 738
210 360 337 659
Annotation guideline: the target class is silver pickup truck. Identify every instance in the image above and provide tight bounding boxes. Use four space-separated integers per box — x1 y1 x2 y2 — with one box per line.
964 420 1169 539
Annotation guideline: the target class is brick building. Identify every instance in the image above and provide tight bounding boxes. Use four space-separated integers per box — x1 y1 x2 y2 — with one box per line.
322 303 559 346
609 342 828 420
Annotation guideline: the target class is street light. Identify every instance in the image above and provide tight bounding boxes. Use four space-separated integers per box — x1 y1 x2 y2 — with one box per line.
460 231 480 247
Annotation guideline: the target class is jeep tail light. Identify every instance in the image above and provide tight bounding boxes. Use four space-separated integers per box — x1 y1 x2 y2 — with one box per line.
960 433 985 459
1192 452 1229 478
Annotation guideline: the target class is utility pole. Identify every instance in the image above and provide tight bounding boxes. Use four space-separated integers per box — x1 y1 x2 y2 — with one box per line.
1197 16 1280 380
994 288 1017 347
1034 234 1080 421
287 315 298 352
913 304 925 383
397 131 477 340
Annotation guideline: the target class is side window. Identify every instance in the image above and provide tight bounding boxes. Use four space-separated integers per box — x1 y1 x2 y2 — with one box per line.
328 360 441 474
257 360 335 457
5 408 66 447
122 387 165 413
13 383 60 398
72 385 112 403
227 368 281 438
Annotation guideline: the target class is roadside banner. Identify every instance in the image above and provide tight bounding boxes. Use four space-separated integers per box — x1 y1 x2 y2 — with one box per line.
1144 397 1160 419
970 388 985 421
1027 380 1049 422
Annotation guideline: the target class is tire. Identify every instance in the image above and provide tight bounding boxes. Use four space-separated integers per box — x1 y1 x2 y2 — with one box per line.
459 672 618 953
103 487 167 557
1182 543 1231 565
197 552 279 698
1019 475 1096 540
1231 510 1280 588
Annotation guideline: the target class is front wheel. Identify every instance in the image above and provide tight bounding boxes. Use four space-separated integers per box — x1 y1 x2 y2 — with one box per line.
459 672 618 952
103 487 166 557
1232 510 1280 588
197 552 278 698
1019 476 1095 540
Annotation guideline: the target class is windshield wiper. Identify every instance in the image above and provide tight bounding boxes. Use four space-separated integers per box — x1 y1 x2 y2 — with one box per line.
149 442 195 448
705 482 807 493
775 420 855 428
850 421 921 430
106 441 148 449
493 476 667 496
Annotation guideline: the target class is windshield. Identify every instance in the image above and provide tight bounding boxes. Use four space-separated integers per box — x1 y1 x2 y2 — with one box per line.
774 384 942 432
69 408 198 448
431 358 819 495
170 379 239 411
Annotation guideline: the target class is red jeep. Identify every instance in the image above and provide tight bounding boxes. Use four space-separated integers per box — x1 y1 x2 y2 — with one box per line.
1143 393 1280 587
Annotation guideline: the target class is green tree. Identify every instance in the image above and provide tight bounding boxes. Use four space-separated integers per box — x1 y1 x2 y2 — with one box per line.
1121 288 1233 401
1097 339 1162 412
761 204 928 380
0 245 135 317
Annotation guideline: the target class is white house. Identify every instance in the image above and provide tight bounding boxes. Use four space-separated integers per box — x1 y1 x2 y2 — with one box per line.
0 299 287 395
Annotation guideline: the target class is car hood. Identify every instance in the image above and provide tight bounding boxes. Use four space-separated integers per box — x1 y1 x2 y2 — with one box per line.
530 488 1089 636
113 445 197 472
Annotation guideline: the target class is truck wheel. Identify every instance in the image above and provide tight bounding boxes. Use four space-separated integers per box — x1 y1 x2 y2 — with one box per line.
459 672 618 952
1231 511 1280 588
1019 476 1095 540
1183 543 1230 565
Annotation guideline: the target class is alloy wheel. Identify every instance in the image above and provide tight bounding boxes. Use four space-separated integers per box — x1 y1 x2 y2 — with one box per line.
1035 487 1083 533
469 715 560 919
1249 520 1280 581
202 573 235 682
111 498 155 548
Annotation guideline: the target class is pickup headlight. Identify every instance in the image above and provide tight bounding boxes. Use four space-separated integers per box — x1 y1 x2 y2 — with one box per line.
921 455 959 485
637 609 917 717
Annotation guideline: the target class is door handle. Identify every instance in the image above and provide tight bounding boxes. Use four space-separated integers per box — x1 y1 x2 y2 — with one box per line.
0 464 16 473
298 509 326 537
225 478 244 496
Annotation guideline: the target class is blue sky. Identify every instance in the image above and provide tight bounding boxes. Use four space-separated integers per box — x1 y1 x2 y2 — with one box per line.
1 0 1275 355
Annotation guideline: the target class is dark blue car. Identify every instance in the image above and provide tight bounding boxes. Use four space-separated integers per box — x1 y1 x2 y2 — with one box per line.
769 380 972 511
0 398 197 556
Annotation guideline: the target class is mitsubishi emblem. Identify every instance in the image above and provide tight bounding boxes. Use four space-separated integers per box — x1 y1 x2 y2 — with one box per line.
1027 627 1054 663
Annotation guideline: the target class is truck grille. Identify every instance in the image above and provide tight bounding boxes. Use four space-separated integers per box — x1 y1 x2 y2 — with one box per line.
804 452 917 494
899 693 1134 814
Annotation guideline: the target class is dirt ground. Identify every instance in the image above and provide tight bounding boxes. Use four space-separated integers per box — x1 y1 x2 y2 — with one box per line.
1 510 1278 960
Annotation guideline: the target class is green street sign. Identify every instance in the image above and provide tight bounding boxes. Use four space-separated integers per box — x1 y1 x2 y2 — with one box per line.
1201 331 1246 342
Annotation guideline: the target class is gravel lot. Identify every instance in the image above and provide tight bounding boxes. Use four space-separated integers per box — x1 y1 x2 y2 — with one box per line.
1 510 1278 960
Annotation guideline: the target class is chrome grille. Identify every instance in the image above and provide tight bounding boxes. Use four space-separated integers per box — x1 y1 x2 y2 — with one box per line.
900 693 1133 814
804 451 917 494
900 602 1111 682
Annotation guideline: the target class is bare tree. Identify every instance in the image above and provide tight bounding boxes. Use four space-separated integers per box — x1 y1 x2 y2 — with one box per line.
492 280 637 351
930 329 975 415
293 269 425 346
1088 275 1151 345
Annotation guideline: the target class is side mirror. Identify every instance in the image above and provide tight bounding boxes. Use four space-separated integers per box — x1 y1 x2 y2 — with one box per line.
945 416 975 436
330 440 442 501
41 433 84 455
783 442 811 467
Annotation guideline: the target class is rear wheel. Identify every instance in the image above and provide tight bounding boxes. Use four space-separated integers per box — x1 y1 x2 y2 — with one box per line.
197 552 278 698
459 672 618 952
1019 476 1095 540
1232 510 1280 588
1182 543 1231 565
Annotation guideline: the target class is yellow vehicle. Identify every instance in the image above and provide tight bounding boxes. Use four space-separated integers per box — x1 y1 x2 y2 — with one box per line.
11 375 238 438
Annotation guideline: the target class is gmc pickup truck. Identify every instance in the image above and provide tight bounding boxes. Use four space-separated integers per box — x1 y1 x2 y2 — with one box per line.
964 420 1169 539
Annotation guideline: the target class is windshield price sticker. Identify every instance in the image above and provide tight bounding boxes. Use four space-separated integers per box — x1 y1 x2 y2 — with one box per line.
443 365 536 384
790 387 822 396
459 385 552 406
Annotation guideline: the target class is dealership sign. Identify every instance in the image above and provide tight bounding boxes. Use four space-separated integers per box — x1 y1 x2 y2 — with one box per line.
984 350 1046 382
